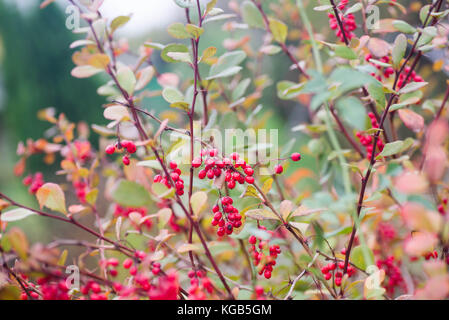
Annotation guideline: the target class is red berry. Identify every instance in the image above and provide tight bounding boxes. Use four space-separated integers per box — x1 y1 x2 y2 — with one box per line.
274 164 283 174
291 153 301 162
198 169 207 179
264 270 272 279
105 145 116 155
245 176 255 184
123 258 133 269
122 156 130 166
244 167 254 176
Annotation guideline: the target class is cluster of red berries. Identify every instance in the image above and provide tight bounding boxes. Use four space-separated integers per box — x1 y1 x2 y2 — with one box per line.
328 0 357 42
23 172 45 194
81 280 107 300
187 270 214 300
321 261 356 287
19 274 40 300
100 257 121 277
376 256 406 295
356 112 385 160
73 179 88 204
397 66 424 89
154 161 185 196
438 198 448 215
211 196 242 237
193 149 256 189
38 276 70 300
248 226 281 279
366 54 395 81
377 222 397 242
105 140 137 166
114 204 153 230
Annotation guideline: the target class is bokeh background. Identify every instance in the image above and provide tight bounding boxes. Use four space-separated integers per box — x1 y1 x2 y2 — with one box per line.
0 0 440 247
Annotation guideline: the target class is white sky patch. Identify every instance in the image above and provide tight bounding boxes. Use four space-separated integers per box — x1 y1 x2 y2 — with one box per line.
8 0 184 36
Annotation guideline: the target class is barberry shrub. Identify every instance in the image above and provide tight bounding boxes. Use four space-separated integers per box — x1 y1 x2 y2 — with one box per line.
0 0 449 300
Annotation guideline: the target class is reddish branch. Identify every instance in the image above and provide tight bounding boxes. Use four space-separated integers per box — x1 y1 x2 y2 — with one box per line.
341 0 445 281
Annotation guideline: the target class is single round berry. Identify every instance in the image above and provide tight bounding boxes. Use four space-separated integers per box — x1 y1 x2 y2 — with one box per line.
291 153 301 162
245 176 255 184
105 145 116 155
274 164 283 174
122 155 130 166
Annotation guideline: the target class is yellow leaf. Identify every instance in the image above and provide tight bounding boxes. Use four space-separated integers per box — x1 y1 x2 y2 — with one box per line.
36 183 67 214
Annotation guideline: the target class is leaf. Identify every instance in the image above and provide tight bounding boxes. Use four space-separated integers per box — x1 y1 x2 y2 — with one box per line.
201 46 217 61
351 246 374 271
378 139 412 158
207 66 242 80
137 160 163 170
167 22 190 39
88 53 110 69
367 82 386 108
367 38 390 58
186 24 204 39
1 208 36 222
245 209 279 221
260 44 282 55
393 20 416 34
336 96 367 131
161 43 190 63
103 105 130 121
177 243 202 254
36 183 67 214
173 0 194 8
166 52 192 63
111 180 152 207
398 82 428 94
7 228 29 261
135 66 155 91
205 0 218 16
268 18 288 43
262 178 273 194
279 200 293 220
398 109 424 132
334 45 358 60
40 0 57 8
190 191 208 218
71 65 102 79
208 50 246 80
392 34 407 68
116 66 136 96
345 3 362 15
277 81 304 100
110 15 131 33
162 87 185 104
241 0 265 29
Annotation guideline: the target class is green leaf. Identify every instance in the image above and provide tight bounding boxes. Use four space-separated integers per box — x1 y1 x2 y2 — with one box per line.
241 0 265 28
173 0 194 8
207 66 242 80
1 208 36 222
161 43 189 63
208 50 246 79
392 20 416 34
112 180 152 207
201 46 217 61
186 24 204 39
367 82 386 108
335 96 367 131
110 16 131 33
162 87 185 104
205 0 218 16
167 22 190 39
334 45 358 60
137 160 163 170
116 66 136 96
350 245 374 271
166 52 192 63
392 33 407 68
378 139 413 158
36 183 67 215
277 81 305 100
232 78 251 101
345 3 362 15
398 81 428 94
268 18 288 43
